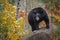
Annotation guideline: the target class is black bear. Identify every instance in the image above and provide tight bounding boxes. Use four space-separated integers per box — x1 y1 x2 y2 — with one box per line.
28 7 49 31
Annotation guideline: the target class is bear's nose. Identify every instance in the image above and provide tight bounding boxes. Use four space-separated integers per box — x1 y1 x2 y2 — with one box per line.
36 13 39 15
35 16 40 21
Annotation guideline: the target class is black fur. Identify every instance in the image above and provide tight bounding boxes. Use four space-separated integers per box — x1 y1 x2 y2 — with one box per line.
28 7 49 31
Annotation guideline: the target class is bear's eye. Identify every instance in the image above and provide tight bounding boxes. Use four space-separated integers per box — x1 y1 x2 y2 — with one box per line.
41 11 43 13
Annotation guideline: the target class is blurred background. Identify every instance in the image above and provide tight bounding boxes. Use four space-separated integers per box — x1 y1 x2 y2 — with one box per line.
0 0 60 40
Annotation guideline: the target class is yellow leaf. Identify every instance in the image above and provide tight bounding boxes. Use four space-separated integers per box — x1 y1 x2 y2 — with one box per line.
2 0 7 3
19 32 24 36
11 6 16 13
10 17 16 21
25 30 29 34
4 4 11 11
17 17 24 25
2 20 7 24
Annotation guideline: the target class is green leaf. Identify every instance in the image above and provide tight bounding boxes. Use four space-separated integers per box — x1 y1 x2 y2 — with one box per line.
56 0 60 5
0 3 4 12
37 0 48 3
8 0 15 5
48 1 54 10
